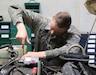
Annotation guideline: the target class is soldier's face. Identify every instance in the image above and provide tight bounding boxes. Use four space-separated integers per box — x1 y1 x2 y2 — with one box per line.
50 17 68 36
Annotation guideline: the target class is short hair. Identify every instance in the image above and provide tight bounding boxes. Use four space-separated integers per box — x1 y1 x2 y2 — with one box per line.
54 12 71 28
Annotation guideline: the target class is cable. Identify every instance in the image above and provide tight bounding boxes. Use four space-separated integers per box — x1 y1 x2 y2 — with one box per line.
84 17 96 51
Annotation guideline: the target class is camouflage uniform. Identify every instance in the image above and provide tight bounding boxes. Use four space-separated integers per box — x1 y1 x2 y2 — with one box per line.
8 5 81 60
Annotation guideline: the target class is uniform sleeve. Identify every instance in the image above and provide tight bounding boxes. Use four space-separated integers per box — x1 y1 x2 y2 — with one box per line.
45 26 81 58
8 5 24 25
8 5 33 27
8 4 47 34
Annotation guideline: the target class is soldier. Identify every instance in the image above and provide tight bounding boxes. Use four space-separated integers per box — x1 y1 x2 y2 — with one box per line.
8 5 81 66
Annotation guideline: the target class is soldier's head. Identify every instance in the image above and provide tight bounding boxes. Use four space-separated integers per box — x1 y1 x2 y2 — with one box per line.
50 12 71 35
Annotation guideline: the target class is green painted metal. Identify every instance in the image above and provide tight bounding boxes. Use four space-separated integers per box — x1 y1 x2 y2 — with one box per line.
24 1 40 13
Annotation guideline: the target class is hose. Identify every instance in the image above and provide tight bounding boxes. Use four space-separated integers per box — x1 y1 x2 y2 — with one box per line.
66 44 85 55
